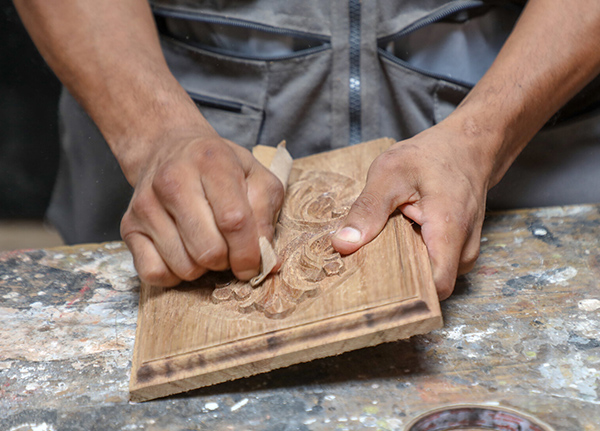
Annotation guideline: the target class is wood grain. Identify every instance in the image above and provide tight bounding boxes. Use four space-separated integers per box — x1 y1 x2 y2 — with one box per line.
129 138 442 402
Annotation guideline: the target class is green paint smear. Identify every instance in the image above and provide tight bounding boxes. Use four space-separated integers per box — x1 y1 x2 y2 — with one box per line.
364 406 379 414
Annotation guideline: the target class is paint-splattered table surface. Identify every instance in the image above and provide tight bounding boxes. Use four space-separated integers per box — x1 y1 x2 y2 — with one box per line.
1 204 599 431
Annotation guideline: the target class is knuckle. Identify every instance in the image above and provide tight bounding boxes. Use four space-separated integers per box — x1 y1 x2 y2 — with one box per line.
217 209 248 234
129 189 157 220
371 150 401 173
153 164 185 203
192 141 237 170
193 143 219 165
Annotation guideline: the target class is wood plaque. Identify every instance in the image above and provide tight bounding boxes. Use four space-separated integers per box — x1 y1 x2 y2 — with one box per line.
129 138 442 402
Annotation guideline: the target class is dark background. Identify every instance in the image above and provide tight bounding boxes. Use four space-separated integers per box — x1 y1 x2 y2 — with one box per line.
1 0 61 218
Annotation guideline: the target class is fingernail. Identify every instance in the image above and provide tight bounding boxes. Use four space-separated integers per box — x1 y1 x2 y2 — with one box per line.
334 227 361 243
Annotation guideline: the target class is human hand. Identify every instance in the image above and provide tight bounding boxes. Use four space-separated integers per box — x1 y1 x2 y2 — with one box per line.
331 122 493 300
120 131 285 287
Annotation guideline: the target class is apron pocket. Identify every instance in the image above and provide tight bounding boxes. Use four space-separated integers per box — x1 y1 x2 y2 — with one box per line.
153 6 330 61
378 1 520 87
189 91 264 150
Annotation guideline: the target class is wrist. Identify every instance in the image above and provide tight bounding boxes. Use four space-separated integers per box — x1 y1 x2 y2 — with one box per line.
96 79 218 186
437 107 507 190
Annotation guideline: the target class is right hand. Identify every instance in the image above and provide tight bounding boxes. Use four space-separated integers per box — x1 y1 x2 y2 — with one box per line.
120 131 285 287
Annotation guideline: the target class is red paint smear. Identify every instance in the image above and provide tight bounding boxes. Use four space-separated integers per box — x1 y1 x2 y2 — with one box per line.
477 266 498 276
66 278 93 307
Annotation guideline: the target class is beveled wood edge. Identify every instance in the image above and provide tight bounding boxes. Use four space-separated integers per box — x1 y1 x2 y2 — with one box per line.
129 294 442 402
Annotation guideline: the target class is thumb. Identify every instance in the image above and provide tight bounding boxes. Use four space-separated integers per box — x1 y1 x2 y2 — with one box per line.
331 188 393 255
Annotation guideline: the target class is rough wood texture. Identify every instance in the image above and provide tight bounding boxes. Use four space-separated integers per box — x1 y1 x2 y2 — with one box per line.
129 138 442 402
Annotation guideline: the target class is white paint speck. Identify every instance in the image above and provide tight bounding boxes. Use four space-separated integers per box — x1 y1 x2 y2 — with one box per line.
359 416 377 427
464 327 497 343
205 402 219 411
445 325 466 340
303 418 317 425
104 242 123 250
578 299 600 312
324 394 336 401
546 267 577 285
10 424 54 431
37 291 46 296
230 398 248 412
25 383 38 391
338 417 348 422
533 228 548 236
535 206 592 218
371 383 379 389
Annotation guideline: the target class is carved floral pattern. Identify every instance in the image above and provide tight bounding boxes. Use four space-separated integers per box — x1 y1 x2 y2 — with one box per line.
210 170 362 319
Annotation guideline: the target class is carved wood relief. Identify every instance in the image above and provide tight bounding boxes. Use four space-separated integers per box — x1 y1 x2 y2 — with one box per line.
210 170 362 319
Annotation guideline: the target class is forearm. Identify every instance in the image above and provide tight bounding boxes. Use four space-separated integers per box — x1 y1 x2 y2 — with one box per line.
444 0 600 188
13 0 215 185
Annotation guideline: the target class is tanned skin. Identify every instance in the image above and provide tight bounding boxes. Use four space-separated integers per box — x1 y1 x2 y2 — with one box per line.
15 0 600 298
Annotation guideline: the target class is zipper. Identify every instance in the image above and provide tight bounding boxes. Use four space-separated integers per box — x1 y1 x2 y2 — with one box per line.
188 91 244 113
348 0 362 146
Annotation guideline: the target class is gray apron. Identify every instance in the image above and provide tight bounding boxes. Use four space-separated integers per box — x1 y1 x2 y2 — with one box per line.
48 0 600 244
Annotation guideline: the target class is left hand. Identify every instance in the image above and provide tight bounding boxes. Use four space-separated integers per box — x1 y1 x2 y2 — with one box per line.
331 120 493 300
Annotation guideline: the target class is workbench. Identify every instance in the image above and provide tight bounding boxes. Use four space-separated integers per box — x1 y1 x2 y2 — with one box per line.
1 204 599 431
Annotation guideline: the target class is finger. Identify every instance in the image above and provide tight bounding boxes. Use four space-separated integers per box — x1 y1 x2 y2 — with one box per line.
152 161 229 273
200 149 261 281
123 231 181 287
124 188 207 282
331 153 418 255
418 203 473 301
457 211 484 276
